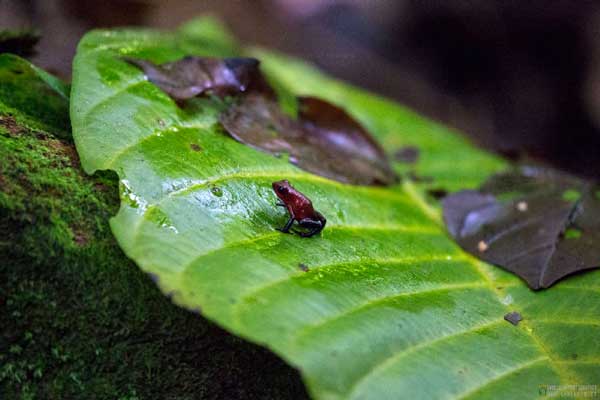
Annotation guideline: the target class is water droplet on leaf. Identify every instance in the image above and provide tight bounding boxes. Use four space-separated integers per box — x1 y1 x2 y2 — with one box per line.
210 185 223 197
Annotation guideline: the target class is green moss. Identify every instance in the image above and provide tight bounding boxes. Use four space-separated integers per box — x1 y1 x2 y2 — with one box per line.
0 116 307 398
0 54 70 140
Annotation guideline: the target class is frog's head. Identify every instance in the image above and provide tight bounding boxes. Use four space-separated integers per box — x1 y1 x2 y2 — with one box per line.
272 179 293 201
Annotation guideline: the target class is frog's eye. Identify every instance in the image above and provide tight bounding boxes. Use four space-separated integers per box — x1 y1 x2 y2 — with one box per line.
277 186 289 194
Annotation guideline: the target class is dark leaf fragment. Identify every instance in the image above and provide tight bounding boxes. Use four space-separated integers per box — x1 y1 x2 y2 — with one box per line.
297 96 388 165
393 146 420 164
219 93 297 154
504 311 522 326
190 143 202 152
220 94 397 186
442 166 600 290
124 56 266 100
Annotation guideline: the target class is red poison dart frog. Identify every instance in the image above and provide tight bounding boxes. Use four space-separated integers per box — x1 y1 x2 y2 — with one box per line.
272 180 326 237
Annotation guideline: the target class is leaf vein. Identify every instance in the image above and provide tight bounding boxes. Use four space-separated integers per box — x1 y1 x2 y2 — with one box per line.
290 282 487 347
83 78 147 125
175 225 441 275
347 318 505 399
454 357 548 400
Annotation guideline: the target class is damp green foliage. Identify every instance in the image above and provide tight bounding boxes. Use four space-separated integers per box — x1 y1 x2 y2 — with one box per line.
70 18 600 400
564 228 582 239
1 55 307 399
562 189 581 202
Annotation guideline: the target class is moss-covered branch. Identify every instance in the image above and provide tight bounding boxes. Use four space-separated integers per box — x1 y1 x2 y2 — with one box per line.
0 54 307 400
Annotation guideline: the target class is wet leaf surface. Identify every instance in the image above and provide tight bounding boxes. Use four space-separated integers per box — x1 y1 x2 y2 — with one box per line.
124 56 264 100
443 166 600 289
71 18 600 400
220 94 397 185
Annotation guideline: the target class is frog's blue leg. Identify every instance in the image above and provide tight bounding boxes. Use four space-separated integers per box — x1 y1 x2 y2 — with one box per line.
295 219 324 238
277 216 295 233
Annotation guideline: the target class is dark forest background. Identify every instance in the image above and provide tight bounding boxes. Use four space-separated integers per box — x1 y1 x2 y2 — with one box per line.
3 0 600 179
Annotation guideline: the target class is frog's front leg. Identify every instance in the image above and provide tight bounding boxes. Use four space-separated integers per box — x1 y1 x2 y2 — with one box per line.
277 215 295 233
296 218 325 237
276 200 286 207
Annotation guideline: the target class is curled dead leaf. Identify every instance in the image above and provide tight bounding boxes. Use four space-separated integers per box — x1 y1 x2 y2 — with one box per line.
128 55 397 186
220 94 397 186
124 56 265 100
443 166 600 289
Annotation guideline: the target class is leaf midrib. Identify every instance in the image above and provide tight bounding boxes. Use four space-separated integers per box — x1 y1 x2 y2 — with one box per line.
286 281 487 349
454 356 548 400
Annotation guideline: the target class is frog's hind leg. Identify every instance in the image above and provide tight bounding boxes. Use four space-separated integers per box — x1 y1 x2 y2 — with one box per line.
295 219 324 238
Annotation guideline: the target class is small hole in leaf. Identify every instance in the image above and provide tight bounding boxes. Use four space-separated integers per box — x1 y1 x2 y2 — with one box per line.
427 188 448 199
298 263 309 272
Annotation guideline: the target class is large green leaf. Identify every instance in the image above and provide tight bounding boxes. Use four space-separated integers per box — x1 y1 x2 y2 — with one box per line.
71 18 600 400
